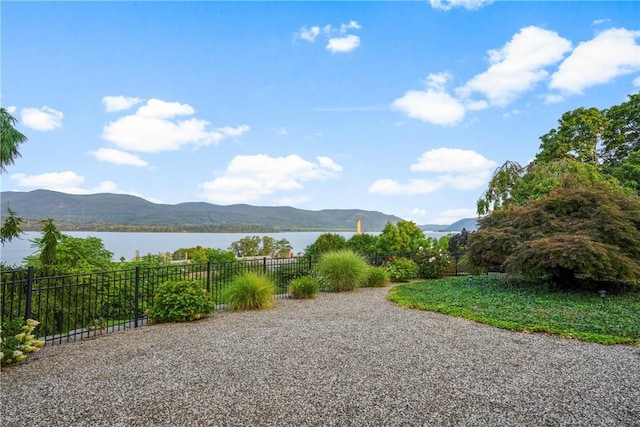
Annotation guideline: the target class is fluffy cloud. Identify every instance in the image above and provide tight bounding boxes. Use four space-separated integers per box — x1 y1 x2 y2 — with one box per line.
199 154 342 204
457 26 572 106
296 20 362 54
20 106 64 131
369 148 495 195
549 28 640 94
9 171 113 194
9 171 156 200
326 34 361 53
430 0 493 10
102 96 143 112
391 73 466 126
90 148 149 167
102 98 249 152
410 148 496 173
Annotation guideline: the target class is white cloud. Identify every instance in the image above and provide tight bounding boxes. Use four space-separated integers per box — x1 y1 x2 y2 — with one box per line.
299 26 320 42
297 20 362 53
430 0 493 11
410 148 497 173
549 28 640 94
326 34 361 53
199 154 342 204
391 73 466 126
370 148 495 196
457 26 572 106
102 98 249 152
6 106 17 114
102 96 143 112
9 171 156 200
634 75 640 87
340 20 361 33
369 178 443 195
20 106 64 131
90 148 149 167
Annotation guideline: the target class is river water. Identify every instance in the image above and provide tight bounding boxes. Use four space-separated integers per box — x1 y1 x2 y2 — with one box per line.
1 231 452 266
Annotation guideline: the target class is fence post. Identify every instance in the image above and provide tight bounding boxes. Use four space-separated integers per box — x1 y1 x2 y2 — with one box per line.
206 262 211 293
134 266 140 328
25 266 34 320
263 257 267 274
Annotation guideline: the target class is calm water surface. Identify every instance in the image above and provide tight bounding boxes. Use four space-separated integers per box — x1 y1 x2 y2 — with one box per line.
1 231 451 267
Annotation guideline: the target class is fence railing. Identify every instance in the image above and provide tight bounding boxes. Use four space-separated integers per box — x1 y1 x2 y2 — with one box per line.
1 252 471 346
1 256 314 345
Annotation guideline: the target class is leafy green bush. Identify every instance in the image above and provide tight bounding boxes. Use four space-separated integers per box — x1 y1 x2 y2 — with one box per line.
363 266 390 287
289 276 319 299
316 250 368 292
385 256 418 282
1 318 45 366
415 249 451 279
148 279 215 323
223 272 276 310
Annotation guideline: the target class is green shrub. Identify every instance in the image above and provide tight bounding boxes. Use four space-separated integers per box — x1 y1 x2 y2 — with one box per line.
149 279 215 323
363 266 391 287
415 249 452 279
316 250 368 292
289 276 319 299
385 256 418 282
1 318 45 366
223 272 276 310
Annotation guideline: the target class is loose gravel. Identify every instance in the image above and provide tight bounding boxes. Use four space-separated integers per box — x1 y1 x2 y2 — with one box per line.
1 286 639 427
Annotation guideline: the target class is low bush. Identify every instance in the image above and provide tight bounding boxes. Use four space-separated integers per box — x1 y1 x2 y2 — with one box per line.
223 272 276 310
363 266 390 288
148 279 215 323
316 250 369 292
289 276 319 299
1 318 45 366
414 249 451 279
385 256 418 282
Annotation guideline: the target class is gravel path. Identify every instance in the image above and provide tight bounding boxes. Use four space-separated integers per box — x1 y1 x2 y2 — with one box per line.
2 286 639 427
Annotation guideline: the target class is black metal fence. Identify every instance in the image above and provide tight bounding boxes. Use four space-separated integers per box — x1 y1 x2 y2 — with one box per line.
1 252 471 346
1 256 313 345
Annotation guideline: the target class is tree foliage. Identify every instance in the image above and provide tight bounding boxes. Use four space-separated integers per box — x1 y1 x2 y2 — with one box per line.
304 233 347 259
376 220 428 254
0 108 28 174
477 94 640 216
0 204 24 246
228 235 292 258
469 182 640 287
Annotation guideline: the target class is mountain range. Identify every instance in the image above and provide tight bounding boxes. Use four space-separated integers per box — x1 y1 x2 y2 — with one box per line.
0 190 477 233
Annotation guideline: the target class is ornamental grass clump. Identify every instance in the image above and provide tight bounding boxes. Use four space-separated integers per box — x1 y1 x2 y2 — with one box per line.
223 272 276 310
316 249 369 292
289 276 319 299
149 279 215 323
363 266 391 288
1 318 45 366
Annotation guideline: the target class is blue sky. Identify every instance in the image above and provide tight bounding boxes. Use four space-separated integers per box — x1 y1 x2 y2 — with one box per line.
2 1 639 225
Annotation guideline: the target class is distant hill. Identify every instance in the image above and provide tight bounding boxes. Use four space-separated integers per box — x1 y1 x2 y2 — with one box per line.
420 217 479 232
0 190 404 232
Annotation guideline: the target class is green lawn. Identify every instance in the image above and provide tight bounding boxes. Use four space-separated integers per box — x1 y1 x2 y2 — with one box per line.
387 275 640 345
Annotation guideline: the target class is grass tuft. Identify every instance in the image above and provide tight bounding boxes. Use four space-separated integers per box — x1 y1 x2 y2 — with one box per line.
316 250 369 292
223 272 276 310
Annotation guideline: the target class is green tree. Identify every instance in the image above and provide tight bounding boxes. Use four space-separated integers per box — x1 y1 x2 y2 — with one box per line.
536 107 607 165
376 220 428 254
229 236 292 257
0 205 23 246
346 233 378 254
0 108 28 173
304 233 346 259
468 182 640 287
25 229 114 272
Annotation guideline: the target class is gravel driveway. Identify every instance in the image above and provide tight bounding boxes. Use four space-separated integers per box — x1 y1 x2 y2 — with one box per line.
1 286 639 426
